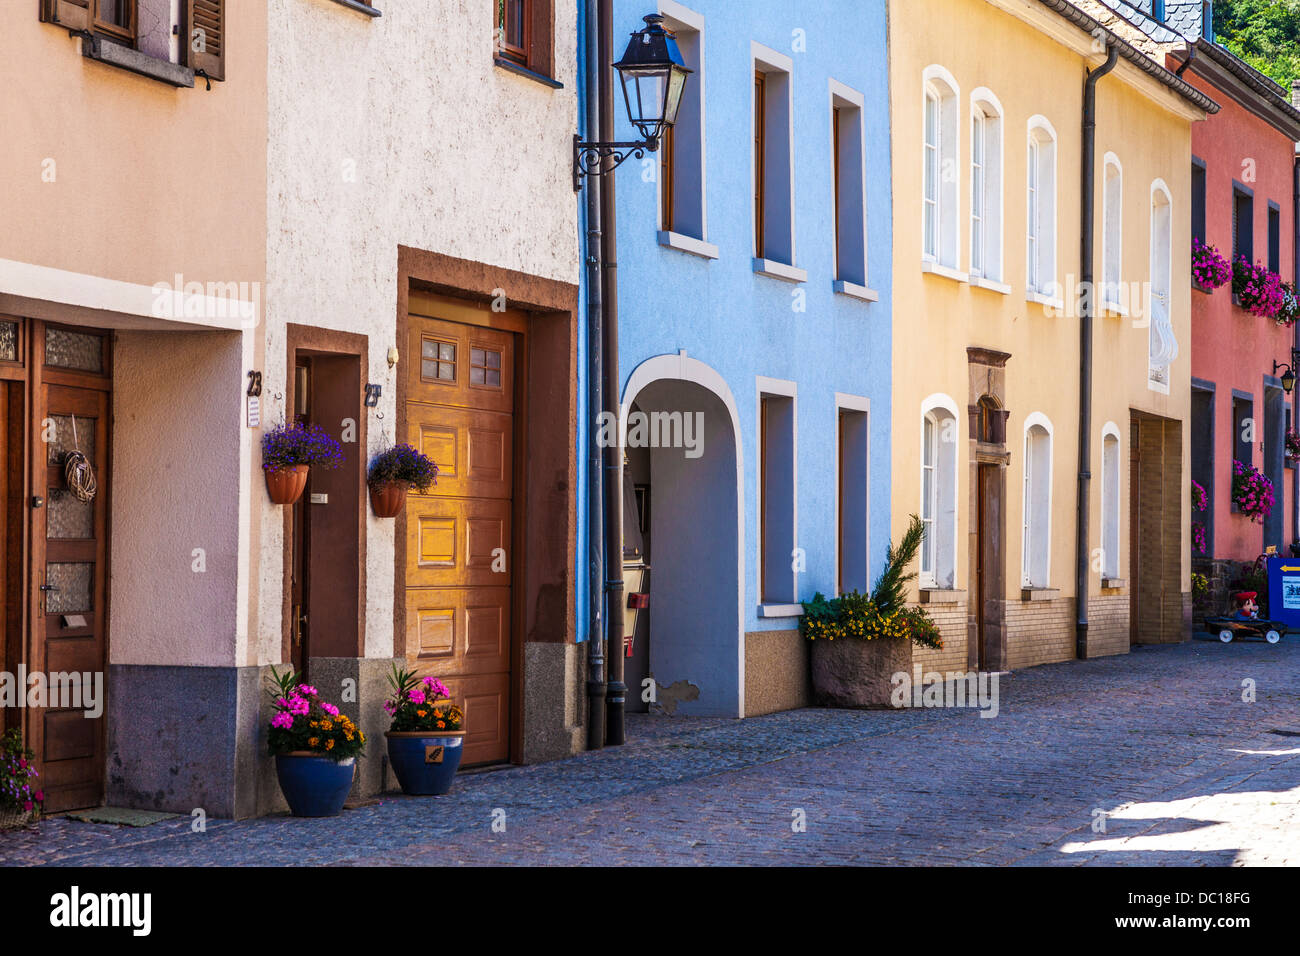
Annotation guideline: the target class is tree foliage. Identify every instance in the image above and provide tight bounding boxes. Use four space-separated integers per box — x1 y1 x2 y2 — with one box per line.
1214 0 1300 89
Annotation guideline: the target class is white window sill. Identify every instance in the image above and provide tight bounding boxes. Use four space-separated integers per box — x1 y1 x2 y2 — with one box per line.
658 231 719 260
921 260 969 283
1026 290 1064 311
1020 587 1060 602
919 588 965 605
1101 299 1128 317
1101 577 1127 590
81 35 194 87
832 279 879 303
757 603 804 618
970 276 1011 295
753 259 808 283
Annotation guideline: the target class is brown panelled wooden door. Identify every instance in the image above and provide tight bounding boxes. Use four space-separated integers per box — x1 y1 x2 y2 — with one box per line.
32 380 110 812
405 315 515 765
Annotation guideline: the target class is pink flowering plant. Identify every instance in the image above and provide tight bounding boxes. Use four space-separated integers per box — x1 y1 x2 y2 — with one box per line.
1278 282 1300 327
1287 430 1300 461
1191 238 1232 290
384 664 464 734
1 729 43 822
1191 479 1209 555
1232 257 1286 319
266 667 365 761
1231 460 1274 523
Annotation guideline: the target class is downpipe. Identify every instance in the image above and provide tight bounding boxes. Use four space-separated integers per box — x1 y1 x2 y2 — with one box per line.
1076 44 1119 661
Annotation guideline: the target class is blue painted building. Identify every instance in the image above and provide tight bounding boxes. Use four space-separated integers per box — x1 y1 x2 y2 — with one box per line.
578 0 893 718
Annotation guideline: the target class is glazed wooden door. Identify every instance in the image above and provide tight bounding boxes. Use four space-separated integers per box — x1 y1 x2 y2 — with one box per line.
31 383 109 812
290 358 311 678
405 315 515 765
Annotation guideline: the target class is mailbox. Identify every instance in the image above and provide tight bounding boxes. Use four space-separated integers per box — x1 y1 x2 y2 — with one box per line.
1266 556 1300 630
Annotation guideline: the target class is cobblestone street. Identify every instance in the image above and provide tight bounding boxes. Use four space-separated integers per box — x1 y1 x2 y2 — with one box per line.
2 638 1297 866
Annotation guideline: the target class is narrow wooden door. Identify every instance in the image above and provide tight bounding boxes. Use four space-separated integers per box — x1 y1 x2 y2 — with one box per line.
976 465 988 672
290 359 311 678
1129 421 1142 647
405 315 515 765
31 383 109 812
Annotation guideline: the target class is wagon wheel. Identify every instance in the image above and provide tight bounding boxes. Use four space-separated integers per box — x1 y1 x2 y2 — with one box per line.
1218 629 1235 644
1265 629 1282 645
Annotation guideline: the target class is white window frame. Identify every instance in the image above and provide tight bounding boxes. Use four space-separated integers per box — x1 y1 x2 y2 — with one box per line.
922 66 960 271
752 42 797 271
656 1 712 254
920 393 960 590
1101 422 1122 581
1026 116 1058 300
834 393 871 596
756 376 799 611
829 78 870 291
1148 179 1177 393
1022 413 1054 589
970 88 1004 285
1102 153 1123 311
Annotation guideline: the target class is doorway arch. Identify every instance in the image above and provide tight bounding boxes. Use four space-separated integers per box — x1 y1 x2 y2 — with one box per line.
620 353 744 717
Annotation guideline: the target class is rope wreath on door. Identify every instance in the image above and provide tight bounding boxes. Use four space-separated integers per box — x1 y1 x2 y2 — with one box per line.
64 414 98 503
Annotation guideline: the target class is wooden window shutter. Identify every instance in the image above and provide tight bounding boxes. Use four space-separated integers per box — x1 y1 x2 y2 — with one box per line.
186 0 226 82
40 0 91 32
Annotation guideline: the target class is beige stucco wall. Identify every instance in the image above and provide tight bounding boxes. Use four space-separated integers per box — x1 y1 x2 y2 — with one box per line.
257 0 581 665
889 0 1199 654
0 6 269 669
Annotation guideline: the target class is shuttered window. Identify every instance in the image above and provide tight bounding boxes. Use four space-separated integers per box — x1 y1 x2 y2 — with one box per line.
41 0 225 83
186 0 226 82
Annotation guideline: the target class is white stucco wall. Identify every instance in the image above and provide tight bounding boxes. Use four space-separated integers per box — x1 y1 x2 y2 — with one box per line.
258 0 580 663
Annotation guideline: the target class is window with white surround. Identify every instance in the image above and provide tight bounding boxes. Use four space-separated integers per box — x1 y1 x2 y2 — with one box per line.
758 379 797 606
657 2 707 247
753 43 795 269
1102 153 1123 309
1022 415 1053 589
1101 425 1121 581
830 80 868 288
922 67 959 270
1026 117 1058 298
920 395 959 589
970 91 1004 283
836 396 870 595
1149 181 1177 392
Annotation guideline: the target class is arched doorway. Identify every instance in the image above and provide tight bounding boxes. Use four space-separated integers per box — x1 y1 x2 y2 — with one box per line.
621 355 743 717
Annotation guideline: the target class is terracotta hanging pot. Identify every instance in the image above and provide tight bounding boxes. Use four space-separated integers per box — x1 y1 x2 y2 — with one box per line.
369 480 409 518
265 465 309 505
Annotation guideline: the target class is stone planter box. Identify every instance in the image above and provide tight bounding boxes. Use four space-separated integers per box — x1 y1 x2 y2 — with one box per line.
810 637 913 708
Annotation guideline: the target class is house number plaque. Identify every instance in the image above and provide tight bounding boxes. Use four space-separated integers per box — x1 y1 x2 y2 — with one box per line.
424 745 445 765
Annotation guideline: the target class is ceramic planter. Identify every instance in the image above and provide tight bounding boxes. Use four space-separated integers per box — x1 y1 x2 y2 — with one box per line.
265 465 309 505
369 480 409 518
274 753 355 817
385 731 464 795
810 636 913 709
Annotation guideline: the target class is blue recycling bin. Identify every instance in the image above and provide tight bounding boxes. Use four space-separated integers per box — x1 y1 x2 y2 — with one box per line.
1266 556 1300 631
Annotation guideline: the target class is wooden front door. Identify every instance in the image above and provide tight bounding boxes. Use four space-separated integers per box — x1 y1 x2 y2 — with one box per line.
405 314 515 765
1129 419 1142 647
32 375 111 811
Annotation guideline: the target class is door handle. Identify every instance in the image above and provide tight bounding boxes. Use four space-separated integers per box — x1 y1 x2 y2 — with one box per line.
40 584 60 592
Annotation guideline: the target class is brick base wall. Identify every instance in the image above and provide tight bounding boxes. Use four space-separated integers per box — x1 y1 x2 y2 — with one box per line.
912 600 968 673
1087 592 1130 658
1005 598 1075 670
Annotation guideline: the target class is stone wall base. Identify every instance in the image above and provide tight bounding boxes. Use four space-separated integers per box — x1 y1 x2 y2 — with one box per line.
912 599 968 674
1005 598 1075 670
744 628 810 717
1087 592 1131 658
521 641 586 763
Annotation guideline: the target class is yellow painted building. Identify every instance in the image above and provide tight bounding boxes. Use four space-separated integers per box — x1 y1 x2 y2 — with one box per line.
888 0 1215 673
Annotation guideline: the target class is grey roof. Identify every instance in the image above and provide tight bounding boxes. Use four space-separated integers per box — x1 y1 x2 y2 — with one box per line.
1163 0 1207 40
1098 0 1185 43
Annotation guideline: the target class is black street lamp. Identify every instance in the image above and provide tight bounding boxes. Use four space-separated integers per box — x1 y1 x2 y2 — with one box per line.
573 14 692 191
1275 353 1299 394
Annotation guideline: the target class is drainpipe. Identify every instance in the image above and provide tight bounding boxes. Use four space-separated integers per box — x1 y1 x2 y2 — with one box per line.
599 0 627 746
1292 81 1300 546
1075 43 1120 661
584 0 606 751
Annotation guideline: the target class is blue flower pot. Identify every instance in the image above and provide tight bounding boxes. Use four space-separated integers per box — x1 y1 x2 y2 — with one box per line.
274 753 356 817
386 732 464 795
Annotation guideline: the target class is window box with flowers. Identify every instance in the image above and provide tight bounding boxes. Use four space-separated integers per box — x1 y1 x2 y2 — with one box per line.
261 422 345 505
267 669 366 817
804 516 943 708
0 729 43 830
1231 460 1274 524
1232 257 1285 319
1191 238 1232 293
367 443 438 518
383 665 465 795
1278 282 1300 328
1287 430 1300 465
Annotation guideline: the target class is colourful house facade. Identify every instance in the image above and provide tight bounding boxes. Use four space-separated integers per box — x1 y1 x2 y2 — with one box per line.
888 0 1213 675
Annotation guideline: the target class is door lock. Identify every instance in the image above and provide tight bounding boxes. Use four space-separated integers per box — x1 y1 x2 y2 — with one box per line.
32 495 44 509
